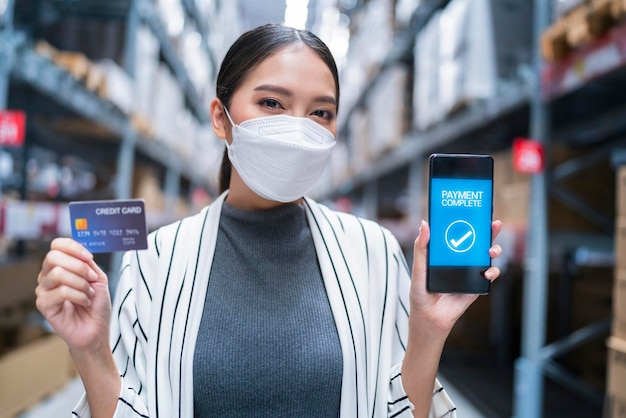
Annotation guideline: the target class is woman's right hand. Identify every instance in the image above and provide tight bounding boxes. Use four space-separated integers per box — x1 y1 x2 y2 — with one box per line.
36 238 112 352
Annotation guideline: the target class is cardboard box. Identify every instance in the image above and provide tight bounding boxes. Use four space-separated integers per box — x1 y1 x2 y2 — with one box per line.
608 336 626 417
0 258 42 309
493 180 531 229
0 334 72 418
615 269 626 323
367 65 409 158
616 218 626 270
615 269 626 340
617 166 626 217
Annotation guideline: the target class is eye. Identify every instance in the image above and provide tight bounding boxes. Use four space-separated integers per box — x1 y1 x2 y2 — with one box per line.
259 98 283 109
311 109 335 120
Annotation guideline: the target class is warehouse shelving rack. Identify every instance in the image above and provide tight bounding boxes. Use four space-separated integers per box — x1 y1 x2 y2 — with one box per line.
326 0 626 417
1 0 216 199
0 0 218 287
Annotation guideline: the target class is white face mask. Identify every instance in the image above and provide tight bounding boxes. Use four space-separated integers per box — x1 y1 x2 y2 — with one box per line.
223 108 336 203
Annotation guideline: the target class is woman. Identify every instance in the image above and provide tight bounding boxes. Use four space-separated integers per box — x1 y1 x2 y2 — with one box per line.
36 24 502 417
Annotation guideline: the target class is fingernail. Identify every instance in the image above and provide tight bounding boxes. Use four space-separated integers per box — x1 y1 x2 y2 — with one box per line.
88 269 98 281
419 220 425 233
82 250 93 260
89 287 95 297
86 298 92 307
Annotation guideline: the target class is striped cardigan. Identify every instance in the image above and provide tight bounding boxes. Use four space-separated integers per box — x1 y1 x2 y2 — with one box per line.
73 192 456 417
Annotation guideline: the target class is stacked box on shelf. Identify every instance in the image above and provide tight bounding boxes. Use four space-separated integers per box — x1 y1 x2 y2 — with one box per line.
491 150 531 230
554 0 588 19
201 0 243 63
339 0 394 123
413 11 441 131
413 0 525 131
37 18 126 67
347 109 370 174
542 0 626 62
150 64 187 150
438 0 496 118
489 0 534 81
193 126 223 189
330 141 350 189
367 64 411 159
134 25 160 130
95 59 135 115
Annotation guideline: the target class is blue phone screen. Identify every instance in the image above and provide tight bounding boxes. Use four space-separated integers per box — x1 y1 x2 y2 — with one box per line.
429 178 492 267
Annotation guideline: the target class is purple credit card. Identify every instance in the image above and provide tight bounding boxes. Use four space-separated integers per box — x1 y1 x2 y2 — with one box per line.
68 199 148 253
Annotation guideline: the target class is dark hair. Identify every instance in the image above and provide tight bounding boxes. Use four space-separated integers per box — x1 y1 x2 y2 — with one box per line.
216 23 340 194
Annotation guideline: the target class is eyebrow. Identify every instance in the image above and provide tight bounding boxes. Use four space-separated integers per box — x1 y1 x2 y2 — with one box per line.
253 84 337 107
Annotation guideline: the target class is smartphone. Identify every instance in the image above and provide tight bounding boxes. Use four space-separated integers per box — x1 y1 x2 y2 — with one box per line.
427 153 493 294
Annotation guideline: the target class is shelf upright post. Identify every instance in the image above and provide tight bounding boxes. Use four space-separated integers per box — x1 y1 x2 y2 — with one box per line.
364 180 379 221
0 0 15 109
164 164 181 220
408 156 425 225
110 0 140 293
513 0 552 416
0 0 16 202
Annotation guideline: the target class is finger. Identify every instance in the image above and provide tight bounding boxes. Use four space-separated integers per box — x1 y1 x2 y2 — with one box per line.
38 265 95 297
41 250 98 283
491 220 503 241
489 244 502 259
483 266 501 281
36 284 92 314
86 258 109 285
50 237 93 263
412 220 430 280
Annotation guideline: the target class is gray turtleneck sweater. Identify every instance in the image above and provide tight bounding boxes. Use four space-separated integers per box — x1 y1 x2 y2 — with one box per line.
193 202 343 417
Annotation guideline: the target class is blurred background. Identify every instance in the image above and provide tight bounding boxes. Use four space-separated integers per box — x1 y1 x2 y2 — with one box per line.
0 0 625 417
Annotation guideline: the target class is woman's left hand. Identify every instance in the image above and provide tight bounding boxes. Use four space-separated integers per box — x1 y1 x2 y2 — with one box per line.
409 220 503 336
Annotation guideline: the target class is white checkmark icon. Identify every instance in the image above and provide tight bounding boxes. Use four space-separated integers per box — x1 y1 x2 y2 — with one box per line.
450 230 473 248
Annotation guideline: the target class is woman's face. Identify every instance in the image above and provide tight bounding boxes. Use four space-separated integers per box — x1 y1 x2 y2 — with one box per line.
222 43 338 138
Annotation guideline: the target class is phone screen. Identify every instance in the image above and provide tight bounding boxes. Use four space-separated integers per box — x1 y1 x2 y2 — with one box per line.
427 154 493 294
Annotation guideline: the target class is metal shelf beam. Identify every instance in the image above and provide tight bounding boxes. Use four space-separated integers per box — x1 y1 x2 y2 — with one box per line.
333 82 529 196
10 40 207 187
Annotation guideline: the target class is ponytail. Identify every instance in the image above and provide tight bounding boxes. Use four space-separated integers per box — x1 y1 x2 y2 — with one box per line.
219 147 231 194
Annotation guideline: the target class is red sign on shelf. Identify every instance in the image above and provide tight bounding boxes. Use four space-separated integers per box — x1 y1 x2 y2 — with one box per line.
513 138 544 174
0 110 26 147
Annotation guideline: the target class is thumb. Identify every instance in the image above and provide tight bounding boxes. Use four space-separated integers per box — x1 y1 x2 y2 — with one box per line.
412 220 430 282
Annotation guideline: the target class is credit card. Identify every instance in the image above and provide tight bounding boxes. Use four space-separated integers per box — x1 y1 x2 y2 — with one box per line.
68 199 148 253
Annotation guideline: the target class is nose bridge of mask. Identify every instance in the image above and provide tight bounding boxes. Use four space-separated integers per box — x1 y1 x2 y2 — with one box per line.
257 119 326 145
226 108 333 145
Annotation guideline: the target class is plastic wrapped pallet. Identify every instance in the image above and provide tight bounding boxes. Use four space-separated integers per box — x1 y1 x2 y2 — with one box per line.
339 0 394 123
413 11 441 131
150 64 184 146
134 25 160 123
330 141 350 188
438 0 496 118
553 0 587 19
95 59 135 115
367 65 410 158
489 0 533 81
347 109 370 174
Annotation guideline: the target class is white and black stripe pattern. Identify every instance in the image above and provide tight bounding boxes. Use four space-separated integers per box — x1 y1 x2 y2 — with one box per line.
72 192 456 417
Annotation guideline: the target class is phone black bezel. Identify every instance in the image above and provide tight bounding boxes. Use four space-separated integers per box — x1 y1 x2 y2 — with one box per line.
427 153 494 294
